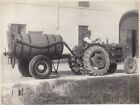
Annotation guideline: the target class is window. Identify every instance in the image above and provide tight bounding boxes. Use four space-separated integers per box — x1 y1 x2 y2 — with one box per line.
78 1 89 7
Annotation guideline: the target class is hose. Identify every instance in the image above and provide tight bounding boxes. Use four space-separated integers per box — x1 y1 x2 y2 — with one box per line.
16 39 75 56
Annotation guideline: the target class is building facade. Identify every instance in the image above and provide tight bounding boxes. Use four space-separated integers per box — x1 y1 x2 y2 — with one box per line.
119 10 139 57
0 0 139 56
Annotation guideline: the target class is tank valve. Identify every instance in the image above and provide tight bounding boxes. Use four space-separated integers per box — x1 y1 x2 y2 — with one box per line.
3 48 8 56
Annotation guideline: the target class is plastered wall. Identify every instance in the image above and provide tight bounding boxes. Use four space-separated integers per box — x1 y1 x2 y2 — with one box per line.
0 0 138 53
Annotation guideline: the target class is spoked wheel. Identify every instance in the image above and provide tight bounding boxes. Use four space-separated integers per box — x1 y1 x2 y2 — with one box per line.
124 57 137 74
83 45 110 76
29 55 52 79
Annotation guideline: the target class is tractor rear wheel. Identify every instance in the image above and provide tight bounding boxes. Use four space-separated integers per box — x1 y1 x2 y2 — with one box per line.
29 55 52 79
83 45 110 75
18 59 31 77
124 57 137 74
107 63 117 74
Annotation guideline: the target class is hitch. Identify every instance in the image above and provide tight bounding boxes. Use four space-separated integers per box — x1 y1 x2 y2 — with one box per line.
3 48 8 56
3 48 16 68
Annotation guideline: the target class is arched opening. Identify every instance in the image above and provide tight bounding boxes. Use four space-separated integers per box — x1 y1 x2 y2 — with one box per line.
119 10 139 57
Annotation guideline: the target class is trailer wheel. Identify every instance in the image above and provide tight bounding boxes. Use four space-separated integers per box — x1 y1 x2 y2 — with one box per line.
18 59 31 77
124 57 137 74
83 45 110 75
107 63 117 74
29 55 52 79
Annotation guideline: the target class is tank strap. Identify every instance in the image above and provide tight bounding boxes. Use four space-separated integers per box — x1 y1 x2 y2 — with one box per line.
52 35 57 54
19 34 23 58
59 35 63 54
44 34 49 54
12 34 16 57
27 33 32 58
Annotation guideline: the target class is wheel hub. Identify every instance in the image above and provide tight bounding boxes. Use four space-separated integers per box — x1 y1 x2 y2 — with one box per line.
36 61 48 73
128 61 134 68
38 64 45 70
91 54 106 69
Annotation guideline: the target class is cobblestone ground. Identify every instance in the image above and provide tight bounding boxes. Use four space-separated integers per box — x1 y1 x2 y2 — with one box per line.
1 55 139 84
1 55 139 105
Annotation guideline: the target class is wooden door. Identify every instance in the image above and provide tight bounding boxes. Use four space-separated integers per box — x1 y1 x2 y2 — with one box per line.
78 25 88 47
127 30 138 57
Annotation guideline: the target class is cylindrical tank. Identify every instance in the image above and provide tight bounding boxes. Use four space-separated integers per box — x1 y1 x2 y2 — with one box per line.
8 31 63 59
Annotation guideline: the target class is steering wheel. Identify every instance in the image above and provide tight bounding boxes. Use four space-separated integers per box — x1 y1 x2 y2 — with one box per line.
95 38 101 43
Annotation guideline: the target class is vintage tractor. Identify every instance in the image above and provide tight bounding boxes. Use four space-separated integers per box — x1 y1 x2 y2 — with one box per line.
3 24 137 79
68 42 137 75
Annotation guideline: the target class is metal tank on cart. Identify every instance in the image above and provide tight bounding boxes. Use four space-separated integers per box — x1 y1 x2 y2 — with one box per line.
3 24 137 79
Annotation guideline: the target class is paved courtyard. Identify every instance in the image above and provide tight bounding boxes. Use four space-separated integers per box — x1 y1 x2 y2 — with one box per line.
1 55 139 84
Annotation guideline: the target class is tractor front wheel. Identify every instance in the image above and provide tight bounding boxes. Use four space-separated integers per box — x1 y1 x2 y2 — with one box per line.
124 57 137 74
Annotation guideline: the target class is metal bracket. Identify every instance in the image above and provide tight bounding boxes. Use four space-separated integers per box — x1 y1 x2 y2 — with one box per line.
52 59 60 74
8 57 16 69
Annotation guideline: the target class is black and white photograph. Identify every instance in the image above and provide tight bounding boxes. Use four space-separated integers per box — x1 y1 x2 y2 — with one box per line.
0 0 139 104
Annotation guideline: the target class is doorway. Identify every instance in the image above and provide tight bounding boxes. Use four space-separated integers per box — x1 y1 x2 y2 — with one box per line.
132 30 137 57
127 30 138 57
119 10 139 57
78 25 88 47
